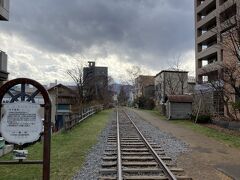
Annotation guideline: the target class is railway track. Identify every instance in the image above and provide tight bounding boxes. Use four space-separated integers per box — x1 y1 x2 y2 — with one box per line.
99 108 191 180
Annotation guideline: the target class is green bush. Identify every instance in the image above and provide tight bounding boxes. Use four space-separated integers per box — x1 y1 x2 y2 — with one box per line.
191 114 211 123
135 96 155 110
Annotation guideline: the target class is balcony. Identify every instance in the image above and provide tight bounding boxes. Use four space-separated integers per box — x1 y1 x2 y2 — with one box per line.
0 0 9 21
197 29 216 43
220 15 237 33
197 9 217 29
0 70 8 81
220 0 235 13
196 0 215 13
197 44 218 60
197 61 222 75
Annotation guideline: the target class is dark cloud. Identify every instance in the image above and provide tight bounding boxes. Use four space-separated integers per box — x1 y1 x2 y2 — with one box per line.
1 0 194 70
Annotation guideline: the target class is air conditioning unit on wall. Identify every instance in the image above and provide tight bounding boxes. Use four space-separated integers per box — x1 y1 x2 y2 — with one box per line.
0 51 7 72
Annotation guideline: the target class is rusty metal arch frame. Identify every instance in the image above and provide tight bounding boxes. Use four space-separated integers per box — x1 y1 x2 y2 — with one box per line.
0 78 52 180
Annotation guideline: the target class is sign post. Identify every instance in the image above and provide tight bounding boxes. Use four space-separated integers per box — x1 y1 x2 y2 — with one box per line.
0 78 52 180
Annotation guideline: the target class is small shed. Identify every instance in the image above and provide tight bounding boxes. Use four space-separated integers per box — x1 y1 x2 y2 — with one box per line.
166 95 193 120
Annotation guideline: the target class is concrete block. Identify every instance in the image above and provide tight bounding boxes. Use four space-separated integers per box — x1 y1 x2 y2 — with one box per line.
0 144 13 157
228 122 240 131
217 120 229 128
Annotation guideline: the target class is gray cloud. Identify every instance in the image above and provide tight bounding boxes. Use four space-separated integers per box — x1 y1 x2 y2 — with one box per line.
1 0 194 71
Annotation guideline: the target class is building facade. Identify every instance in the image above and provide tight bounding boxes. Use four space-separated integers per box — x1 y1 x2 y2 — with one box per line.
195 0 240 119
155 70 188 105
195 0 240 83
83 61 108 102
0 0 9 86
134 75 154 99
0 51 8 85
0 0 9 21
143 85 155 100
48 84 78 131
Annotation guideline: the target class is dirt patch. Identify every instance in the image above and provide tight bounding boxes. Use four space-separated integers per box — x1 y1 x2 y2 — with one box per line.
131 108 240 180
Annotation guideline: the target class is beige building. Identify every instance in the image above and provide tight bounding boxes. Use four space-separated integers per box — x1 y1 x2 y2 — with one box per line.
155 70 188 105
195 0 240 83
134 75 154 99
0 0 9 86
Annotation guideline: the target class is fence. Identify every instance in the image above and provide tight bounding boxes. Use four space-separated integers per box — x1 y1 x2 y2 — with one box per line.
63 105 103 131
192 90 224 116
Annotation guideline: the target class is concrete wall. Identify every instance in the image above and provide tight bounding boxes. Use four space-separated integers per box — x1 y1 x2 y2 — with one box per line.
212 119 240 131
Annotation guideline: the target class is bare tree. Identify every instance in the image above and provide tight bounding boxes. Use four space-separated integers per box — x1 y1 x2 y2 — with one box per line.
155 57 189 103
66 63 86 110
118 85 128 106
96 75 114 105
215 0 240 62
125 65 142 85
204 0 240 120
163 70 188 95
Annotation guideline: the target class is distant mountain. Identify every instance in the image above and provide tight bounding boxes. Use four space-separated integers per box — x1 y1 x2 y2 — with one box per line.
109 83 133 96
109 83 122 94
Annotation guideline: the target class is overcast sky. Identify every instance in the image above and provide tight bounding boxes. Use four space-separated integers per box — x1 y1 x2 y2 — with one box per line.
0 0 195 85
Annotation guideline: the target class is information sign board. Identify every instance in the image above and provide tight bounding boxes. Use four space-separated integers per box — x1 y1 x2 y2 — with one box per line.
13 150 28 160
0 102 43 145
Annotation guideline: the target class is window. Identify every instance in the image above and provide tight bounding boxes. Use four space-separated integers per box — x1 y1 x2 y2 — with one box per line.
220 4 237 23
57 104 70 110
197 0 205 7
203 75 208 83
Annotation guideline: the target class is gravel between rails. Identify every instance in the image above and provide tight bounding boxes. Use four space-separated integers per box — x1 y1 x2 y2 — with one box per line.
73 109 190 180
73 112 115 180
127 109 190 163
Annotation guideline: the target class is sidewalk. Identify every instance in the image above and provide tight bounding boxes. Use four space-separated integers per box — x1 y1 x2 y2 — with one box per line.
132 109 240 180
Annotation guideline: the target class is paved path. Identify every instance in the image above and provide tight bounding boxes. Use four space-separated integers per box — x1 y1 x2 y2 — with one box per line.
132 108 240 180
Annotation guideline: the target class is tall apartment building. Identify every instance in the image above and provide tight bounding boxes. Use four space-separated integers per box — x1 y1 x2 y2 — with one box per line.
83 61 108 102
0 0 9 86
0 0 9 21
195 0 239 83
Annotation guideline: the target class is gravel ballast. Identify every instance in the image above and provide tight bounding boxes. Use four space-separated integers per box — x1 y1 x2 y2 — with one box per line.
127 109 190 162
73 108 189 179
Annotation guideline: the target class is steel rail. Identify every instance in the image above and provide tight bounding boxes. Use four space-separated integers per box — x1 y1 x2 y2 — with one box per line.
123 110 177 180
116 108 123 180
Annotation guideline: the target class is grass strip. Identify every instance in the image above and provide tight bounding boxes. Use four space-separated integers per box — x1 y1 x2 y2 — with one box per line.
170 120 240 148
140 109 240 149
0 109 112 180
